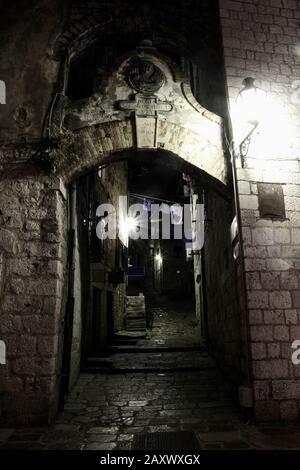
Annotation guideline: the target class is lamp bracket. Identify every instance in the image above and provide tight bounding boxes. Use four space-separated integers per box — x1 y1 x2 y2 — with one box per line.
239 121 259 167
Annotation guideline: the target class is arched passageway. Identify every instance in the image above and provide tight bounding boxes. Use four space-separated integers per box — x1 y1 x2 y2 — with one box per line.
2 0 300 451
0 25 249 434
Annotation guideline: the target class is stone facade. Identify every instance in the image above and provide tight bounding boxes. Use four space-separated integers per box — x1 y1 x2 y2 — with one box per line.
204 189 246 396
220 0 300 420
97 160 128 334
0 169 68 424
0 0 300 425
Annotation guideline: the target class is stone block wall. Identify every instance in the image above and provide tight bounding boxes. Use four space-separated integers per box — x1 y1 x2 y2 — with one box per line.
104 161 128 333
220 0 300 420
204 190 246 396
113 284 127 332
69 184 82 391
0 171 67 424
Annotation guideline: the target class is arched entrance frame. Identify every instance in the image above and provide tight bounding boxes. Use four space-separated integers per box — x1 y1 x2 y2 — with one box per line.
0 46 242 426
51 44 228 187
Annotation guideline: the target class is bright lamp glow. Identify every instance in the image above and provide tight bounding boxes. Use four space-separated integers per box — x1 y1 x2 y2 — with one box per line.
155 253 163 265
231 77 297 161
236 77 267 125
120 216 139 240
126 216 138 232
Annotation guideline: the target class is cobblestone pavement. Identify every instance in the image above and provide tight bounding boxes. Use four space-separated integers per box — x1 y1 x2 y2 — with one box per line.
1 369 300 450
147 305 200 348
85 351 213 371
121 297 201 349
1 300 300 450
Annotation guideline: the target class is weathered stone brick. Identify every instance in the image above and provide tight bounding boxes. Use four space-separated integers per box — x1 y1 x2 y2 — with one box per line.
290 325 300 340
9 277 25 295
261 272 281 290
26 278 63 297
239 195 259 210
253 380 271 401
249 309 263 324
274 228 290 244
291 291 300 308
42 296 62 319
242 226 252 244
280 400 299 420
244 246 268 258
272 380 300 399
0 376 23 394
23 241 62 259
238 181 251 194
252 228 274 246
240 209 257 225
285 309 298 324
269 291 292 309
268 343 281 359
253 360 289 379
246 272 262 290
5 335 37 357
281 271 298 290
251 343 267 359
291 228 300 244
281 342 293 359
266 258 292 271
248 291 269 309
245 259 267 272
245 258 266 272
282 246 300 258
251 325 273 341
0 228 22 255
11 357 57 376
274 325 290 341
37 336 58 356
0 314 22 334
22 314 60 335
266 246 281 258
264 309 284 324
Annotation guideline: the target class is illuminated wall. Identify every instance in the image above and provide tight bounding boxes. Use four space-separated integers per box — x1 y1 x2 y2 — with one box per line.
221 0 300 421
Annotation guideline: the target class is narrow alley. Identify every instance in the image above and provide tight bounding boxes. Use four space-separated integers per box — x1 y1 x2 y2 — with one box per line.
2 1 300 461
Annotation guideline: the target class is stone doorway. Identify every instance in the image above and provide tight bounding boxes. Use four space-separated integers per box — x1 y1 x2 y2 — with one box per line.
0 43 249 426
55 144 244 421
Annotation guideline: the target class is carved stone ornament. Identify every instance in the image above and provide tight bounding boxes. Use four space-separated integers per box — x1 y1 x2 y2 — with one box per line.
127 59 165 95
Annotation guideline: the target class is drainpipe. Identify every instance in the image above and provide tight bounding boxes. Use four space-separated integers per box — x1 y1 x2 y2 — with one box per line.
59 182 76 410
190 184 205 347
70 182 76 235
230 143 254 413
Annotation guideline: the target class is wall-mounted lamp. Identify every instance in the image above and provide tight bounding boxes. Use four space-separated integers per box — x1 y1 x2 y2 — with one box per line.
235 77 267 166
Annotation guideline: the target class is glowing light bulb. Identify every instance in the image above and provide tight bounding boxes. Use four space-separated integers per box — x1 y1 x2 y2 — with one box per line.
126 216 138 232
155 253 163 265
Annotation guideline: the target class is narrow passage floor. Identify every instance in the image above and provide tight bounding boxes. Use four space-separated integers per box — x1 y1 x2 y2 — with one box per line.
1 370 300 450
1 300 300 450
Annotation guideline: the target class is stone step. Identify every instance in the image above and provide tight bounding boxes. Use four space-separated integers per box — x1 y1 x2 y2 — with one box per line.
126 314 145 318
114 330 147 339
125 325 147 332
84 351 215 372
125 294 147 332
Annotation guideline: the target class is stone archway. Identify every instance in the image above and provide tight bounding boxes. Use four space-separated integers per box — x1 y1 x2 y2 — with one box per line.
0 45 233 426
52 43 227 186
